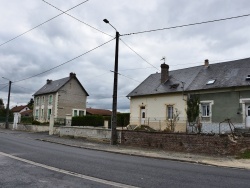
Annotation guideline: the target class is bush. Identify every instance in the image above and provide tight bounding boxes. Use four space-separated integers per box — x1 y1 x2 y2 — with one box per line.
21 117 33 124
72 115 104 127
117 113 130 127
32 120 40 125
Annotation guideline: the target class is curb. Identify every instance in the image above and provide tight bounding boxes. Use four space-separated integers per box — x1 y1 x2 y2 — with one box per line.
36 138 249 170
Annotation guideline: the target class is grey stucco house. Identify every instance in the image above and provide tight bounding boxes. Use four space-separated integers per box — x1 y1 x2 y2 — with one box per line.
33 73 89 122
127 58 250 133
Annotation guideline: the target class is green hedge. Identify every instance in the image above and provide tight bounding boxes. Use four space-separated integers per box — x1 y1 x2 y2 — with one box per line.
72 115 104 127
104 113 130 128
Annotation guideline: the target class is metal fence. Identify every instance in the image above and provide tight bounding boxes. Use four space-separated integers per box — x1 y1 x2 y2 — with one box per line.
0 116 13 123
54 118 66 127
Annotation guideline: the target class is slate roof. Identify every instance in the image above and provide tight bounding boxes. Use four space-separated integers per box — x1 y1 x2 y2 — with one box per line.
34 76 89 96
127 58 250 97
11 105 28 112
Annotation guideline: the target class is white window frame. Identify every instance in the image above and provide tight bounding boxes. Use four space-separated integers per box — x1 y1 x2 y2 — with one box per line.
48 95 53 105
200 100 214 119
167 105 174 120
35 109 39 120
72 109 86 117
36 97 40 106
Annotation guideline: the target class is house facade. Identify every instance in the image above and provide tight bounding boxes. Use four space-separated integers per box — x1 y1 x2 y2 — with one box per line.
128 58 250 133
33 73 89 122
11 105 31 123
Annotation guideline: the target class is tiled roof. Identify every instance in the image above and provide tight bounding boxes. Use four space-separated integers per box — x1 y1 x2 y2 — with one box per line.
11 105 28 112
86 108 112 116
127 58 250 97
34 76 89 96
20 110 33 116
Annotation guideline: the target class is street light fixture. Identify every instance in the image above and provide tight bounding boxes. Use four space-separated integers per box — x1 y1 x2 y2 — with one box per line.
103 19 120 145
2 77 12 129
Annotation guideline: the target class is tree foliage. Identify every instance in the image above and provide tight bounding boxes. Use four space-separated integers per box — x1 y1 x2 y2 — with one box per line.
186 95 200 126
27 98 34 110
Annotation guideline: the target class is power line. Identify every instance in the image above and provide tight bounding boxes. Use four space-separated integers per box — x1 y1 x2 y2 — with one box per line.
120 39 159 71
0 84 8 90
0 0 90 47
42 0 112 37
122 13 250 36
13 38 115 83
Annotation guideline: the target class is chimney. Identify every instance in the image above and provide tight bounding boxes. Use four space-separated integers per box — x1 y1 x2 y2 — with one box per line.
161 63 169 83
46 79 52 84
204 59 209 67
70 72 76 78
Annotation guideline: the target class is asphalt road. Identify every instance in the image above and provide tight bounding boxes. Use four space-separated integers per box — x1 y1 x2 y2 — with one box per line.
0 131 250 188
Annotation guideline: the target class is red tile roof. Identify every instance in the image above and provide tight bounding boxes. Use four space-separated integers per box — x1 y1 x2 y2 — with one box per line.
86 108 112 116
11 105 28 112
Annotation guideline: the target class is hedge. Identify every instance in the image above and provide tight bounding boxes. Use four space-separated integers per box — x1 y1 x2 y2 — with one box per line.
104 113 130 128
72 115 104 127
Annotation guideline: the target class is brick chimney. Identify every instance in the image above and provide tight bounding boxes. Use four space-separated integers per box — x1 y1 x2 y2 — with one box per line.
161 63 169 83
46 79 52 84
204 59 209 67
70 72 76 78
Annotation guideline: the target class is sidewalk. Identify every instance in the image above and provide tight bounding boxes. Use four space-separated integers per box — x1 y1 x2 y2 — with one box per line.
1 129 250 170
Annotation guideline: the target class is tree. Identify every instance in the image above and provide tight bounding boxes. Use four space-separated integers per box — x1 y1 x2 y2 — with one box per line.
27 98 34 110
0 98 4 110
186 95 200 132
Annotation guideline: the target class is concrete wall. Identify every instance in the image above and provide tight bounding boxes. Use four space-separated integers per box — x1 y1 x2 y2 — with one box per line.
130 93 187 132
121 131 250 155
59 126 121 143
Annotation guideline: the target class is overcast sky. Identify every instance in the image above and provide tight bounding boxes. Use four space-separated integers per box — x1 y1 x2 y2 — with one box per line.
0 0 250 112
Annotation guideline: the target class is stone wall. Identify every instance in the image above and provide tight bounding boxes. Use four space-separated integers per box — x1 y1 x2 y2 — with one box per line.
121 131 250 155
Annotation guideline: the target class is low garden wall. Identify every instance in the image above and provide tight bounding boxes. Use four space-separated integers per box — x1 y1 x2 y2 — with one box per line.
121 131 250 155
59 126 122 142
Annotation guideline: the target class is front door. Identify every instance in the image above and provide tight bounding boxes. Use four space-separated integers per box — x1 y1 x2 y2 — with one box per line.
140 107 146 125
246 104 250 128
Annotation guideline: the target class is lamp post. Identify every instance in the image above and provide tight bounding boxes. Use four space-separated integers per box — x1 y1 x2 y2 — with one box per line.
2 77 12 129
103 19 119 145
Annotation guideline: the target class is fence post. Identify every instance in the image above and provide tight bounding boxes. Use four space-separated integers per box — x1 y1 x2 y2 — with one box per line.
49 114 54 135
65 114 72 126
13 113 19 130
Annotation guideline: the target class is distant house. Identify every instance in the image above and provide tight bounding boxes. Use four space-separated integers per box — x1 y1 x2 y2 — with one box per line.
33 73 89 122
11 105 30 122
127 58 250 133
86 108 112 116
20 110 33 117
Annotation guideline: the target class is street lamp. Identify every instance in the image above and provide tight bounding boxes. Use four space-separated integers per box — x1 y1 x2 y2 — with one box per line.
2 77 12 129
103 19 120 145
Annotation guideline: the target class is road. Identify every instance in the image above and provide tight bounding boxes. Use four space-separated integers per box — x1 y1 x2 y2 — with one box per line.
0 131 250 188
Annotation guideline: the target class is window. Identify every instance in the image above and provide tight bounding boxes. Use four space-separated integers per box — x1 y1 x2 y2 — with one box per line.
42 96 45 104
48 95 53 105
79 110 85 116
74 110 78 117
201 103 210 117
36 97 40 105
48 109 52 120
35 109 39 120
206 79 216 85
41 109 44 118
167 105 173 119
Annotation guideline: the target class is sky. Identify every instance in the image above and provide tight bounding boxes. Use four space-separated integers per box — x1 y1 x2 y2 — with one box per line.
0 0 250 112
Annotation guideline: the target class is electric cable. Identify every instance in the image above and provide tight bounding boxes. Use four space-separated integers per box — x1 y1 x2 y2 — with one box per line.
122 13 250 36
42 0 113 37
13 37 115 83
0 0 90 47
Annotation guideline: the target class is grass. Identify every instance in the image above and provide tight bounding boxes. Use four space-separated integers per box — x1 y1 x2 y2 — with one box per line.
237 149 250 159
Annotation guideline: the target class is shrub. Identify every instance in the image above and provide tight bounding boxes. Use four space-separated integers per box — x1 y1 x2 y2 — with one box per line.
117 113 130 127
32 120 40 125
72 115 104 127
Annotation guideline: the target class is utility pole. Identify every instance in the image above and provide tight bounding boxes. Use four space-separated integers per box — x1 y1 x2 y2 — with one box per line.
111 31 119 145
103 19 119 145
5 80 12 129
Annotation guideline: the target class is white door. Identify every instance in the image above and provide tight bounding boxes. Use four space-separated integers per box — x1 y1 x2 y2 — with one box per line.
140 107 146 125
246 105 250 128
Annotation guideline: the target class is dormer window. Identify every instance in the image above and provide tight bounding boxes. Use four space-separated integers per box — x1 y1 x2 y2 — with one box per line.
206 79 216 85
170 83 179 89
